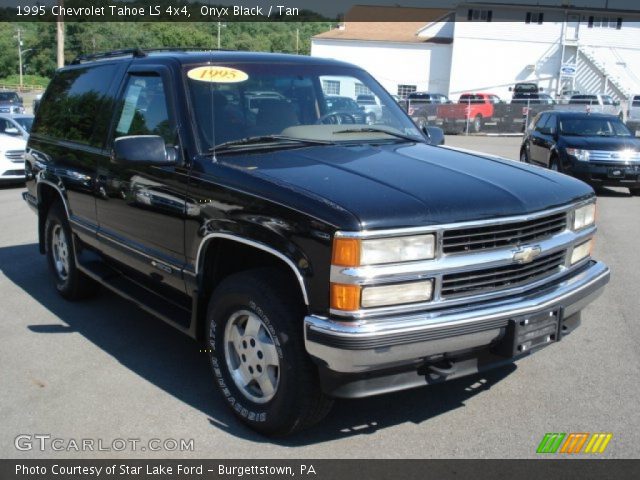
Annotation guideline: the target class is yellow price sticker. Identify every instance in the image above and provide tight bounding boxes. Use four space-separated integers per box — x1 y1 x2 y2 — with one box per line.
187 66 249 83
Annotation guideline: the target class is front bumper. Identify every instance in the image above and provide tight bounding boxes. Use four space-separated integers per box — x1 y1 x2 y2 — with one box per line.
567 159 640 187
305 260 609 396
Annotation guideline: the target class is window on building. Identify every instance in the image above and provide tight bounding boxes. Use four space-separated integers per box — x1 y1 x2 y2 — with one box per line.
467 9 492 22
322 79 340 95
525 12 544 24
588 16 623 29
397 85 417 98
354 82 372 97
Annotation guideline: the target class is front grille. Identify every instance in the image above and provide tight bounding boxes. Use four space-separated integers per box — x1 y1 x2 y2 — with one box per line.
443 212 567 254
1 169 24 176
441 250 566 298
5 150 25 163
586 150 640 162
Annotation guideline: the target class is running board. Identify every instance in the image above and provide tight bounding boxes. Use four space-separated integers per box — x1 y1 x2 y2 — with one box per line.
76 250 192 333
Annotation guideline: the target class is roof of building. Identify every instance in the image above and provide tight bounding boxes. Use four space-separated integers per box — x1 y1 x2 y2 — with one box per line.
313 6 453 44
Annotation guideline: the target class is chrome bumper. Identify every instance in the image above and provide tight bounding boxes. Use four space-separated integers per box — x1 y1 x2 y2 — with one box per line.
304 261 609 374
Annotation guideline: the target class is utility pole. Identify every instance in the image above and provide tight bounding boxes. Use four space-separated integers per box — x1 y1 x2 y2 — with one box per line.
217 22 227 49
296 28 299 54
17 28 23 89
57 0 65 68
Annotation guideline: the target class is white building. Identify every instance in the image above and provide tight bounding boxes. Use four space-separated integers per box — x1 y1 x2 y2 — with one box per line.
311 3 640 102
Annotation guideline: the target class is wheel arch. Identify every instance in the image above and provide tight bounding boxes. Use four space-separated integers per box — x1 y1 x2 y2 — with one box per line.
36 180 69 254
193 234 310 342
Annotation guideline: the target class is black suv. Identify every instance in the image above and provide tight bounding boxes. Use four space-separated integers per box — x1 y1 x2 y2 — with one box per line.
521 111 640 195
24 49 609 436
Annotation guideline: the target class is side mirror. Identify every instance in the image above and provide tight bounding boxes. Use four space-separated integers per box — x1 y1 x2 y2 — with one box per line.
4 127 20 135
111 135 177 166
539 87 544 92
614 100 620 106
423 126 445 145
508 87 513 92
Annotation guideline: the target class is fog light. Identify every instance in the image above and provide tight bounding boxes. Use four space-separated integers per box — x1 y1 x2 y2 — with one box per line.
361 280 433 308
571 239 593 265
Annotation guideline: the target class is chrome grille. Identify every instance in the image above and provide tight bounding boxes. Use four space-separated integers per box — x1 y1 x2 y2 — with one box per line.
5 150 25 163
442 212 567 253
585 150 640 163
441 250 566 298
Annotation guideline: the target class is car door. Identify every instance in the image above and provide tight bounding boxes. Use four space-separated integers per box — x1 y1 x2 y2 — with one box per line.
528 113 550 165
95 65 189 292
538 114 558 168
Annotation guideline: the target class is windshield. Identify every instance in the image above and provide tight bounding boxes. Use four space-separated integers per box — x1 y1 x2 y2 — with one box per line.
13 117 33 132
186 62 422 151
559 117 632 136
0 92 19 103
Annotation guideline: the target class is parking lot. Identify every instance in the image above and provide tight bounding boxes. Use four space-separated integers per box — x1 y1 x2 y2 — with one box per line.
1 135 639 459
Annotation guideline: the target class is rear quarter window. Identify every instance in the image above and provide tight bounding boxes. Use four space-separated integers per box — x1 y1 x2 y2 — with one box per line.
32 64 120 147
632 96 640 107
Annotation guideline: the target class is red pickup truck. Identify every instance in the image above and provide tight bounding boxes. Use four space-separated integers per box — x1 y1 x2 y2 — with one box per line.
437 93 505 133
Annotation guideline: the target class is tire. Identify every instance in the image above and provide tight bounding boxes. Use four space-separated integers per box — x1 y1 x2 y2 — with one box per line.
206 268 333 436
549 156 560 172
44 202 98 300
472 115 482 133
520 149 529 163
629 187 640 196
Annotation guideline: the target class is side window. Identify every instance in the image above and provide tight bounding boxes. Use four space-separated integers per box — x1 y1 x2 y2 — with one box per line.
114 74 172 144
534 113 549 132
546 115 557 132
31 64 119 147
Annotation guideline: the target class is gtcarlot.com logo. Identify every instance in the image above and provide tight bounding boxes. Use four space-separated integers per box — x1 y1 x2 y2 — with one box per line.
537 433 613 454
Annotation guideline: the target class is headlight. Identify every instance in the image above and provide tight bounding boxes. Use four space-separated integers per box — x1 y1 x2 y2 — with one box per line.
330 280 434 311
571 239 593 265
566 148 590 162
361 280 433 308
332 234 435 267
573 203 596 231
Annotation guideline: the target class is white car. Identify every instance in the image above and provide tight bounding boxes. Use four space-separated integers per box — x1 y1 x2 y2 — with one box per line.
0 133 26 184
628 94 640 133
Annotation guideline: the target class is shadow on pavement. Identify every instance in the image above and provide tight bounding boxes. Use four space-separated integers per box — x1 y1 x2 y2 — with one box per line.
2 242 516 446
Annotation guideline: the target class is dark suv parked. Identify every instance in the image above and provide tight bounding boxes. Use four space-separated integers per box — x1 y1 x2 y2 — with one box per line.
24 49 609 436
0 91 25 114
521 111 640 195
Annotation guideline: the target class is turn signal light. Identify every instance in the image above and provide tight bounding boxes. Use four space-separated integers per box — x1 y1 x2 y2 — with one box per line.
332 238 360 267
330 283 361 311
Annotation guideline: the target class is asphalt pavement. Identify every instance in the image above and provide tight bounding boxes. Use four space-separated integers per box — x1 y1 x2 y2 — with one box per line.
1 136 638 459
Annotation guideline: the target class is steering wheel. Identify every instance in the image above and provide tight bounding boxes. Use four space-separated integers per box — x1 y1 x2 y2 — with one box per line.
317 111 358 125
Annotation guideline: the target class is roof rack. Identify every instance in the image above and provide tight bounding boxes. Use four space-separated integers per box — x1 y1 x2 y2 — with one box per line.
70 47 216 65
71 48 146 65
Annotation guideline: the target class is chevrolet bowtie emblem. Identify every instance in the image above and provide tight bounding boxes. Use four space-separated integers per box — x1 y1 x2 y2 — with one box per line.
513 245 542 264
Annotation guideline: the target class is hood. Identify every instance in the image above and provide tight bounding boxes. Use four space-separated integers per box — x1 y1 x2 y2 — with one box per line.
214 142 593 231
0 134 26 150
561 135 640 151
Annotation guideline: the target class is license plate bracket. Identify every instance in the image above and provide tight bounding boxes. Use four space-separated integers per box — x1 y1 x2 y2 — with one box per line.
607 167 625 178
494 310 560 358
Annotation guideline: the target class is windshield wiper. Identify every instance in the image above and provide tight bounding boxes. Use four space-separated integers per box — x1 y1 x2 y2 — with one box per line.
333 127 423 143
210 135 334 153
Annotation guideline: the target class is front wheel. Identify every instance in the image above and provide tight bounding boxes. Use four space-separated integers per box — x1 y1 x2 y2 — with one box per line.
549 156 560 172
206 269 333 436
520 149 529 163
